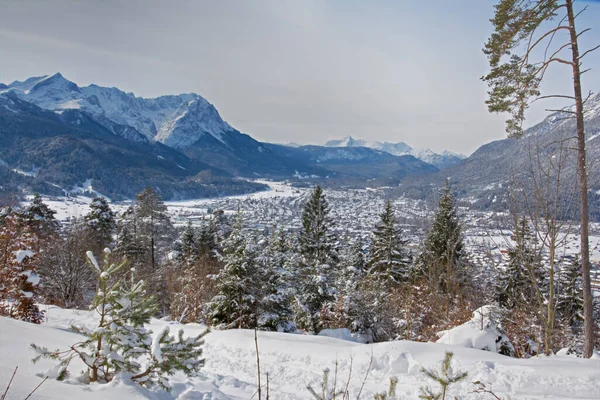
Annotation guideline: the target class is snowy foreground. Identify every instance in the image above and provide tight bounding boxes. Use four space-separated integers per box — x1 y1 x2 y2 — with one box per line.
1 307 600 399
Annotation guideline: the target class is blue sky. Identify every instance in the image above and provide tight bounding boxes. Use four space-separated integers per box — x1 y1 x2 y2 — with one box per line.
0 0 599 154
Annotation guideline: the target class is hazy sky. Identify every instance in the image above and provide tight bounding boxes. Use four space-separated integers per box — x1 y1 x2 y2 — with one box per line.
1 0 599 155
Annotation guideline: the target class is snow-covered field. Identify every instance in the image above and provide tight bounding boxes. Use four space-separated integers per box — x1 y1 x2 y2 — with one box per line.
1 306 599 400
39 180 304 222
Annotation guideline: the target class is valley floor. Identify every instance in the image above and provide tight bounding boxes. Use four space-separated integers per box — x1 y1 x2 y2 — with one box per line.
1 306 599 400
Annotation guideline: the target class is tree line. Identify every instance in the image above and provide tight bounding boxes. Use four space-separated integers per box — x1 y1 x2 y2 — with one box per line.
1 183 595 357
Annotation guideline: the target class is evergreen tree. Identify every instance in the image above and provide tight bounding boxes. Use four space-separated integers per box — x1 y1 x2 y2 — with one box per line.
417 181 465 294
21 194 59 252
32 250 207 390
84 197 116 255
557 255 584 327
198 215 219 257
482 0 597 358
135 187 173 273
256 229 294 331
114 223 145 271
495 216 541 309
298 186 337 266
207 213 261 329
331 238 368 332
176 221 198 266
368 200 412 285
295 186 339 333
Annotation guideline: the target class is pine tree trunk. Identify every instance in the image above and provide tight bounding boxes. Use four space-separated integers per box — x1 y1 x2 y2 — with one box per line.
566 0 595 358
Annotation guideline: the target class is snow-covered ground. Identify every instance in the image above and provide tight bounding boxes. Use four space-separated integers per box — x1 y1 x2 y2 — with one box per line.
38 180 304 223
1 306 599 399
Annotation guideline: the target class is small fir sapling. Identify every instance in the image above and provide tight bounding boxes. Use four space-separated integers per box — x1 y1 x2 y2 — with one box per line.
31 249 207 390
419 352 467 400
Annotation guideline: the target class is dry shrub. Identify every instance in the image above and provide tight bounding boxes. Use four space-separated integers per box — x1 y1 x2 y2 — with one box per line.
167 255 220 323
501 304 543 358
386 281 476 342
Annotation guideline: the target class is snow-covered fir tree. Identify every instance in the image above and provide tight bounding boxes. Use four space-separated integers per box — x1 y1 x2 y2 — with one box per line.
197 212 221 256
367 200 412 285
167 221 200 322
20 193 60 252
176 221 199 266
298 186 338 266
295 186 339 333
416 181 465 294
114 221 146 271
255 229 294 331
556 255 584 328
207 212 262 329
32 249 206 390
329 237 368 332
84 197 116 255
495 216 541 309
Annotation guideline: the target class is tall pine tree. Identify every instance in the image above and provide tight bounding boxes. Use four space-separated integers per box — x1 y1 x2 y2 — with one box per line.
295 186 339 333
417 181 465 294
495 216 542 309
21 194 60 253
368 200 412 285
208 212 261 329
135 187 173 273
84 197 116 255
557 255 584 328
256 229 294 331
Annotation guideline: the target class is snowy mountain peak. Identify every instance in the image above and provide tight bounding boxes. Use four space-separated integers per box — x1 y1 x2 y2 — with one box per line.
155 96 232 149
2 73 233 145
6 75 50 92
325 135 365 147
29 72 77 91
440 150 467 159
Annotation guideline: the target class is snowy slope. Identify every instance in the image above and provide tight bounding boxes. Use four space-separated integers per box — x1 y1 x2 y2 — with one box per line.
2 73 232 145
1 307 599 399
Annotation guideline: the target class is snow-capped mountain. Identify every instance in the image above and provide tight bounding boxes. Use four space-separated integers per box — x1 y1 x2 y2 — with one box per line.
324 135 465 169
324 136 412 155
3 73 232 146
1 73 444 198
1 73 315 178
0 90 267 200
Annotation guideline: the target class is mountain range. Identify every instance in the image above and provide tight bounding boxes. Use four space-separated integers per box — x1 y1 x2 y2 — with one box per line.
323 136 466 169
0 73 445 199
4 72 595 215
